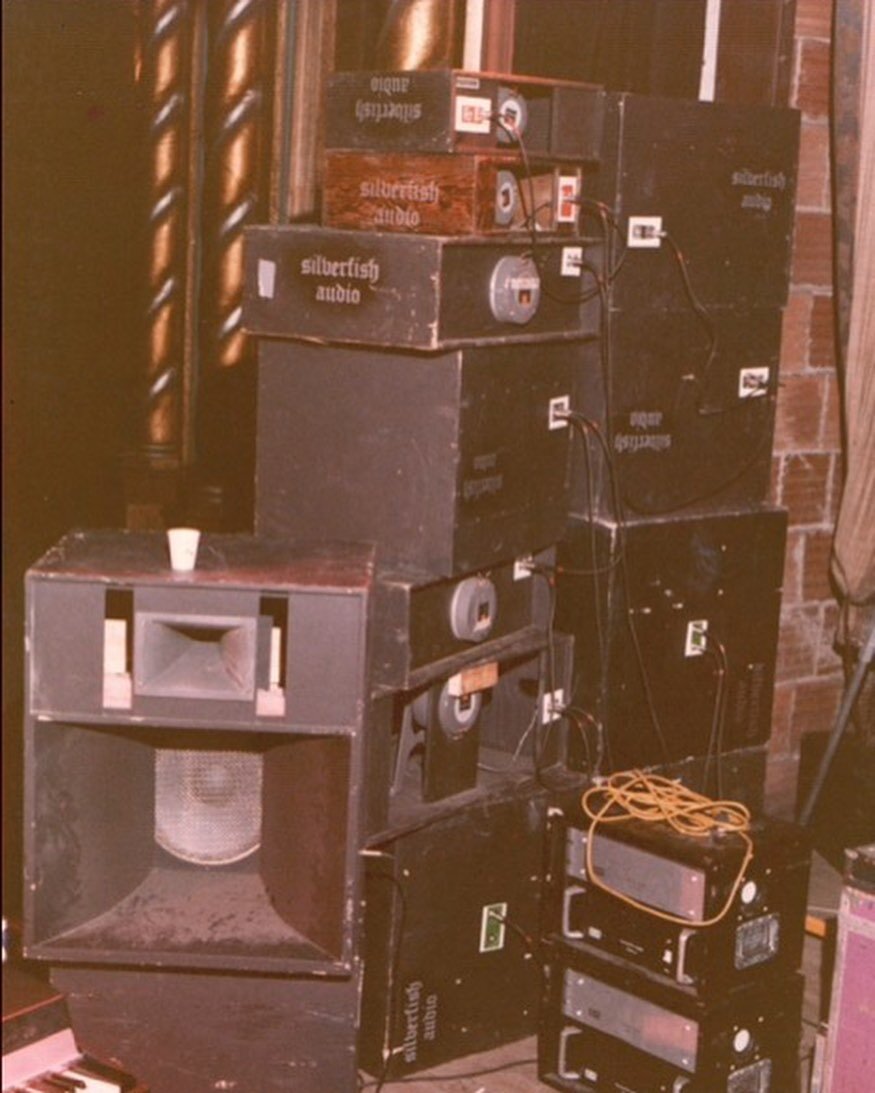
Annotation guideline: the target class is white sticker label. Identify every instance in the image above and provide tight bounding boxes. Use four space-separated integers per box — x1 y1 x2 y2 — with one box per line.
257 258 276 299
454 95 492 134
561 246 583 277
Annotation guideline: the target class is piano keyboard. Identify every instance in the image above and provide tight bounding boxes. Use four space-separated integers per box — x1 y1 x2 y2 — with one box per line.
4 1052 141 1092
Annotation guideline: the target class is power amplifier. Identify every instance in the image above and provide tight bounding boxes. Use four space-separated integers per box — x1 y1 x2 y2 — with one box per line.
556 507 787 771
323 151 585 236
545 813 810 993
539 944 804 1092
324 69 603 161
255 341 575 579
243 226 600 350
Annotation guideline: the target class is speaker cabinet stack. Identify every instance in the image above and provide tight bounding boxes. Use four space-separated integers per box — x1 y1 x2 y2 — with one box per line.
533 90 809 1093
548 90 801 798
20 71 809 1093
240 68 606 1082
23 531 375 1091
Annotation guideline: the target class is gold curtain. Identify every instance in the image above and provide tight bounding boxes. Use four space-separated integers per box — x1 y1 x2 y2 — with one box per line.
831 0 875 639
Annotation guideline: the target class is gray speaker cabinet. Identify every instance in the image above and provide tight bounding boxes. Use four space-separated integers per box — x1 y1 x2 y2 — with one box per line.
23 531 375 977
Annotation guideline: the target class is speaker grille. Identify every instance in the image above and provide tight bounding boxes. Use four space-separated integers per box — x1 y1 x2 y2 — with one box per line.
155 750 263 865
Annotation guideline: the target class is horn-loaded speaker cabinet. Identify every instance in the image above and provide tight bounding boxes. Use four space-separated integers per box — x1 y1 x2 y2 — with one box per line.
366 632 575 835
23 531 374 975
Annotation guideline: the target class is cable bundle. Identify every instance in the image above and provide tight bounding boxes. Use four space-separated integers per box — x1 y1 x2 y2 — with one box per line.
581 769 754 927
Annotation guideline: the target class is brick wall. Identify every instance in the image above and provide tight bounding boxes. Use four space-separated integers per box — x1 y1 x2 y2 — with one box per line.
767 0 844 803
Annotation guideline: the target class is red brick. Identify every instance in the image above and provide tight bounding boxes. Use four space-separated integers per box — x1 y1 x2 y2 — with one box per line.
782 529 805 605
769 683 797 756
769 454 782 505
796 123 831 208
792 675 843 735
774 374 828 451
810 293 837 367
802 528 835 602
777 604 822 680
817 601 843 674
781 452 832 524
796 39 831 118
764 752 801 818
795 0 833 40
792 211 834 287
780 292 813 373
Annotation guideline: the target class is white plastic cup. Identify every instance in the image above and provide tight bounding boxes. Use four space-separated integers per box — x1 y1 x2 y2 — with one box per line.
167 527 201 572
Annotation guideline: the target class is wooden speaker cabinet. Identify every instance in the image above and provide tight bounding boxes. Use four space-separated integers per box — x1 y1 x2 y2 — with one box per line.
23 531 374 977
323 151 586 236
243 226 600 351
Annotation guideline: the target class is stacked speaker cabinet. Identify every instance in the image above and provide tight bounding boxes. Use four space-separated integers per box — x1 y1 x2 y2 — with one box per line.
23 530 375 1092
561 89 800 526
556 507 788 776
536 88 807 1093
546 88 801 797
240 68 604 1082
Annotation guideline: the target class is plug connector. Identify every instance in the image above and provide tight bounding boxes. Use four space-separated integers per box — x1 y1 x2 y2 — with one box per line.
542 688 565 724
627 216 664 248
549 395 571 430
684 619 709 657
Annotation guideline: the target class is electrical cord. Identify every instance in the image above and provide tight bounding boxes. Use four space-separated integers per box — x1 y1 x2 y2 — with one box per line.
491 113 607 307
581 770 754 928
701 637 729 799
563 411 670 764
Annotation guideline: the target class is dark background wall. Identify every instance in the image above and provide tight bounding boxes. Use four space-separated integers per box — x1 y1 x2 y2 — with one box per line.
3 0 142 912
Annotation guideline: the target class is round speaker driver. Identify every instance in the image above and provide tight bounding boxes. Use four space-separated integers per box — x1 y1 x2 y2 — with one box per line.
154 749 263 865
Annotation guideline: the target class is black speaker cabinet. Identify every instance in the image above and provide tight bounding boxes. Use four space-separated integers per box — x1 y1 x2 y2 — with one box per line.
591 91 799 313
243 226 599 350
372 548 555 695
556 507 787 772
568 308 782 520
255 341 575 579
367 633 575 832
545 813 810 995
539 946 804 1092
324 69 602 161
52 964 359 1093
358 778 549 1080
24 531 374 976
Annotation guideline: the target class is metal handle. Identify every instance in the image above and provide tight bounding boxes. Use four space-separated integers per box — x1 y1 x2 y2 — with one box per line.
676 927 695 985
562 885 586 939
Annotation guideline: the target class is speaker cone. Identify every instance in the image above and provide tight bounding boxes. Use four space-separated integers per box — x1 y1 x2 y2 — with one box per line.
154 749 263 865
